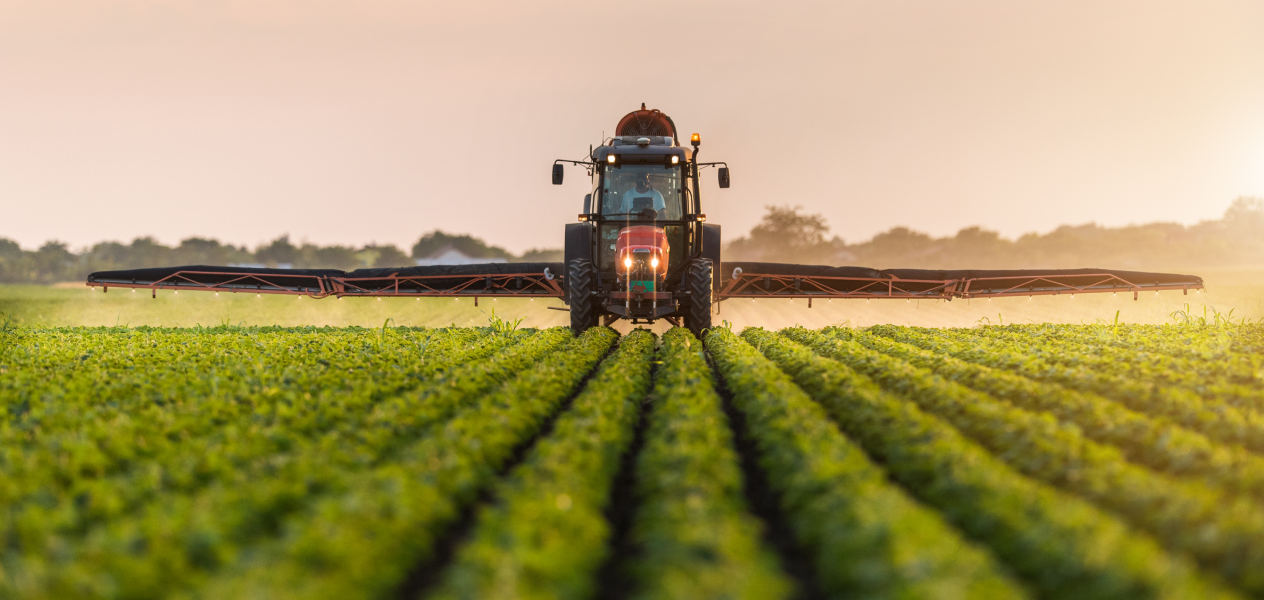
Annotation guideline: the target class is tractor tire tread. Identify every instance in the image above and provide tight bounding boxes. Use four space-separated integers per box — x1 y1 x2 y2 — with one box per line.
568 259 600 333
684 258 713 336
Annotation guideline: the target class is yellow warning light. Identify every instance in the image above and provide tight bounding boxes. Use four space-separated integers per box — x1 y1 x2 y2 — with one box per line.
690 133 700 146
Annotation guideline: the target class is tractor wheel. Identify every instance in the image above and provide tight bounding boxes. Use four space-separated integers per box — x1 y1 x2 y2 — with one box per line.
567 259 600 333
683 258 713 337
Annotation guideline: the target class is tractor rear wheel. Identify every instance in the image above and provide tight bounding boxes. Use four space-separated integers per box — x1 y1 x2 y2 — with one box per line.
567 258 600 333
683 258 713 337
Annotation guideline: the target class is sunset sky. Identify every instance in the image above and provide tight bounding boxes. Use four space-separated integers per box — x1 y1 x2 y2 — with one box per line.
3 0 1262 254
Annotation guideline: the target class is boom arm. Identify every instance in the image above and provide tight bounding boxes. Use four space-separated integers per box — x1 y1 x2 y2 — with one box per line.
718 263 1203 303
87 262 1202 303
86 264 565 301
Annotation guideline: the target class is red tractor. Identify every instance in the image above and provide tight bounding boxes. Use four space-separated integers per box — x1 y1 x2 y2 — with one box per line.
553 104 727 334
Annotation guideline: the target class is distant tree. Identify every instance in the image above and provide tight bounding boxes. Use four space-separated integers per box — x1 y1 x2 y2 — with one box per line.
725 205 836 263
7 196 1264 284
516 248 564 263
87 241 131 267
0 239 22 262
0 238 28 282
1225 197 1264 231
126 237 175 267
939 227 1013 267
411 230 512 260
173 237 248 266
848 227 936 268
256 235 298 267
32 242 76 282
357 244 410 268
307 245 360 270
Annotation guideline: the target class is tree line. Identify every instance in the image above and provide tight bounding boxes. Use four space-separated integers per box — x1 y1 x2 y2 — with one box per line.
3 199 1260 284
726 198 1264 272
0 231 562 284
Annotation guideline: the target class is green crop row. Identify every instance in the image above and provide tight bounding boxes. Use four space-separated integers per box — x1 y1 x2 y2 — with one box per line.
191 326 619 600
624 327 792 600
0 328 510 527
3 327 579 599
1 326 478 427
846 326 1264 499
711 327 1027 599
969 325 1264 413
878 325 1264 455
1235 324 1264 353
997 323 1262 374
793 327 1264 596
0 326 488 491
1001 322 1258 368
428 329 657 600
6 321 1263 599
753 328 1238 600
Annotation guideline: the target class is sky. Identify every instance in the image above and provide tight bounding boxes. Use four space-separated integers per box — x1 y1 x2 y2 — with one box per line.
2 0 1263 254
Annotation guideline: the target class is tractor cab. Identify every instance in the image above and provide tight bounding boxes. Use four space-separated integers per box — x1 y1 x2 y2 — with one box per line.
553 105 728 334
593 154 690 282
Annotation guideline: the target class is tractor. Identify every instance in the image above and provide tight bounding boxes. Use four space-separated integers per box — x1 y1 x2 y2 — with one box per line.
552 105 728 335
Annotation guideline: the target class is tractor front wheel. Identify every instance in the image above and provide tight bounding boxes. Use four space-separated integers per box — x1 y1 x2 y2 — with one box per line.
567 258 600 333
683 258 713 337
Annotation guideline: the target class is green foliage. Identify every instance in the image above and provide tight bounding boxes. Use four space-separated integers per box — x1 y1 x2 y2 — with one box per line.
198 327 618 600
754 328 1238 600
6 322 1264 599
974 323 1264 410
712 327 1028 599
1169 303 1248 326
0 326 572 597
795 326 1264 595
431 330 656 600
850 327 1264 499
516 248 564 263
483 307 525 335
411 230 514 261
724 205 838 263
627 327 792 600
885 325 1264 452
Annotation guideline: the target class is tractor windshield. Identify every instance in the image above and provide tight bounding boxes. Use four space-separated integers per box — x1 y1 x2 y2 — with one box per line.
599 165 684 220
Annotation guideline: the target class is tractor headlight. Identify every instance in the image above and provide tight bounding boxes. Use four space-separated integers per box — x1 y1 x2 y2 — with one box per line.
651 257 659 268
623 257 632 269
607 155 617 164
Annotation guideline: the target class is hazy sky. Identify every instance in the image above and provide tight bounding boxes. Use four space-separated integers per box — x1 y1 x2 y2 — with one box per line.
3 0 1262 254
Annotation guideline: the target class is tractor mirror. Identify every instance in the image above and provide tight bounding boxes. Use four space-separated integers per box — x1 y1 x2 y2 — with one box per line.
552 164 564 185
583 194 592 213
718 167 730 188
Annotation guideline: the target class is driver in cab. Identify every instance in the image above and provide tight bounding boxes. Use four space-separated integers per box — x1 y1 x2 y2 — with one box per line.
618 173 665 215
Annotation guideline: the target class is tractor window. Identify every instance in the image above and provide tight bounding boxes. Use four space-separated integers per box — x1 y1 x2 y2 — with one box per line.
600 165 683 220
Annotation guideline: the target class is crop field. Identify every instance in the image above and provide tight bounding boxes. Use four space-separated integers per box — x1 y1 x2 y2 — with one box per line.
2 319 1263 599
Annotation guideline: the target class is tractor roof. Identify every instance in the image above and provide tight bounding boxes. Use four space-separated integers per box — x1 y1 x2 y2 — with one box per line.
592 140 690 164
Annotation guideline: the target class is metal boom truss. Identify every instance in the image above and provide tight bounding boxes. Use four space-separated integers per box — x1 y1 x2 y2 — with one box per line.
86 265 1203 305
